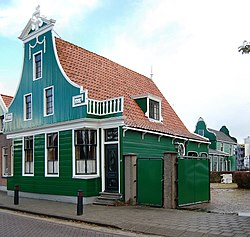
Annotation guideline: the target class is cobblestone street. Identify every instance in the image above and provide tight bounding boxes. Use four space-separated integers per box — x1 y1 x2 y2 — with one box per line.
183 183 250 215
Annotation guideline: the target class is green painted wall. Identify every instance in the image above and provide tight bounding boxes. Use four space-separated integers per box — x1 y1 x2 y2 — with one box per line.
8 130 101 197
195 120 216 149
122 130 208 158
5 30 87 133
186 141 208 155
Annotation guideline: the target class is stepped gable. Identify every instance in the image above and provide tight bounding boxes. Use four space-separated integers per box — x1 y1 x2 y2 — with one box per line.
55 37 204 140
0 94 13 107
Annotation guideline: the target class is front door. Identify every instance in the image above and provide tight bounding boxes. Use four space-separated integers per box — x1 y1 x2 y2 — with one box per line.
105 144 119 192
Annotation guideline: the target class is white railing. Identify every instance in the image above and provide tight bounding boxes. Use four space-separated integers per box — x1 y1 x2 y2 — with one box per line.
87 97 123 116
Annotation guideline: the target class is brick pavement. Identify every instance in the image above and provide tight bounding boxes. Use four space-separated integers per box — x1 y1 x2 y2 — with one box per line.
0 191 249 237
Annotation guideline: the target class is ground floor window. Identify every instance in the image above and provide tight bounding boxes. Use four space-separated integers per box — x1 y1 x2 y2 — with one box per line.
24 136 34 175
75 129 97 175
46 133 58 175
1 147 8 177
213 156 218 171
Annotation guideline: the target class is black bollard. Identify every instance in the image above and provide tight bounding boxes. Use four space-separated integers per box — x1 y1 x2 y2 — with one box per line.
77 190 83 215
14 185 19 205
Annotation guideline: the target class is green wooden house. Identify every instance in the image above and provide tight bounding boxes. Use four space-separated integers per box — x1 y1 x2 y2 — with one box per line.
5 8 208 203
194 117 237 171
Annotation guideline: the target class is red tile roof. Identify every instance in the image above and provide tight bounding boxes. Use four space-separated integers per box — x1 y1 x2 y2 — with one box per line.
0 94 13 108
55 37 205 141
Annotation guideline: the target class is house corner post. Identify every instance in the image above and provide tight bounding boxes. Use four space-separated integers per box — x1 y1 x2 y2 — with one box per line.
163 151 178 209
124 153 137 205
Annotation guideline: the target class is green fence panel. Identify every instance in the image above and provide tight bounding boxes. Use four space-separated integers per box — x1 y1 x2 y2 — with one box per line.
194 159 210 203
178 157 210 206
137 158 163 206
178 158 195 205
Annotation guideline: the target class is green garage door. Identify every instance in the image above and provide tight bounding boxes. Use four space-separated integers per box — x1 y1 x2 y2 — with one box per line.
137 158 163 206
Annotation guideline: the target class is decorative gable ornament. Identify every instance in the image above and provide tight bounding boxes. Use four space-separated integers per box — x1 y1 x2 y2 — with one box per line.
31 5 43 31
19 6 56 42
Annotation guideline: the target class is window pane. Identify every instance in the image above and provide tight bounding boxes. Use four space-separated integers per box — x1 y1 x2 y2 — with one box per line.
75 129 97 175
45 88 53 115
47 133 58 174
25 95 32 120
34 53 42 79
2 147 8 176
24 136 33 174
149 99 160 120
105 128 118 142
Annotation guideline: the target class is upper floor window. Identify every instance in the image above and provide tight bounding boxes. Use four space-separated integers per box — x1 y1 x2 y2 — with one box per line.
24 94 32 120
149 99 160 121
198 129 204 136
46 132 58 176
33 51 42 80
132 94 162 122
44 87 54 116
23 136 34 175
220 143 224 152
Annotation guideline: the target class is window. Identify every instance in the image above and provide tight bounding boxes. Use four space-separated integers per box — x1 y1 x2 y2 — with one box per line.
44 87 54 116
46 133 58 175
0 116 3 132
188 151 198 157
220 143 224 152
198 129 204 136
200 152 208 158
75 129 97 175
2 147 8 177
24 136 33 175
24 94 32 120
149 99 160 121
34 51 42 79
105 128 118 142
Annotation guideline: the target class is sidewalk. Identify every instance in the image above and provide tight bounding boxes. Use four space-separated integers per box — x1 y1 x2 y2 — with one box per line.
0 191 249 237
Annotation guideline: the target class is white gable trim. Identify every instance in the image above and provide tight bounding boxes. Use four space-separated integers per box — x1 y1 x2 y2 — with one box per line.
51 32 83 92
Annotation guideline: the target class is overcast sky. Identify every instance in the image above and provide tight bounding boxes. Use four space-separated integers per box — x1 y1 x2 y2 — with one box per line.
0 0 250 143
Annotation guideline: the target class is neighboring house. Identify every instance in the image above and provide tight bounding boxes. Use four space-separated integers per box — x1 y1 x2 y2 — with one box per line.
4 8 208 203
244 137 250 169
0 94 13 191
194 117 237 171
235 144 245 170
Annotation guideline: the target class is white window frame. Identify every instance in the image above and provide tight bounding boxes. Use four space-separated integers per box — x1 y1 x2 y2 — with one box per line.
72 128 100 179
145 95 162 122
45 132 59 177
22 136 34 176
33 50 42 80
24 93 32 121
2 147 8 177
44 86 54 117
